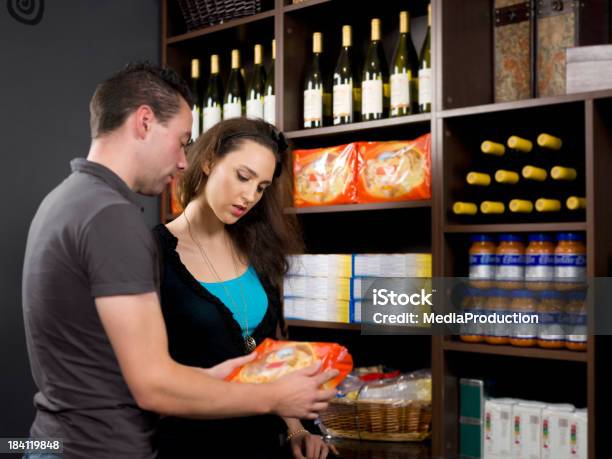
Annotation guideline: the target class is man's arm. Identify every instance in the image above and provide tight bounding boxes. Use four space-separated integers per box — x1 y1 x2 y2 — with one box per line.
96 292 337 419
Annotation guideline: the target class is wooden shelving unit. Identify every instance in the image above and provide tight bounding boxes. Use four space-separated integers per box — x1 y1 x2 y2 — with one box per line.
161 1 612 457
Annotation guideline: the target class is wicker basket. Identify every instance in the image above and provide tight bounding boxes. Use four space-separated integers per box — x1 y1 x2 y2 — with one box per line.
320 398 432 442
176 0 262 30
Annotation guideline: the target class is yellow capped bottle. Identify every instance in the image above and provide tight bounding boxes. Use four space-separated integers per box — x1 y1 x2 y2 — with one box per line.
190 59 202 140
333 26 356 125
509 199 533 213
453 202 478 215
481 201 505 214
522 165 547 181
507 136 533 152
418 4 432 113
466 172 491 186
537 133 562 150
566 197 586 210
535 198 561 212
203 54 223 132
223 49 246 120
362 19 389 120
481 141 505 156
390 11 419 116
551 166 577 181
495 170 519 184
246 44 266 120
263 40 276 125
304 32 326 128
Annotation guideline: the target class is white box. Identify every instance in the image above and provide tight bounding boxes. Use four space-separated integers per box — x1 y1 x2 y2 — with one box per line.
541 404 575 459
568 409 587 459
566 45 612 94
512 401 547 459
484 398 518 459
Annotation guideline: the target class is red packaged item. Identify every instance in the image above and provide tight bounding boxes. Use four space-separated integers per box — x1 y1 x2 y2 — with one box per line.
293 143 358 207
226 338 353 389
357 134 431 203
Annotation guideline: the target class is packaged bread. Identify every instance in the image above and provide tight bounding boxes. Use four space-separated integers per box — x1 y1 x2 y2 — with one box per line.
293 143 358 207
357 134 431 203
226 338 353 389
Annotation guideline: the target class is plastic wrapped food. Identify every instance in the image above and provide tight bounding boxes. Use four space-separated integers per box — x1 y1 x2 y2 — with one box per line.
293 143 358 206
357 134 431 203
226 338 353 389
336 368 431 403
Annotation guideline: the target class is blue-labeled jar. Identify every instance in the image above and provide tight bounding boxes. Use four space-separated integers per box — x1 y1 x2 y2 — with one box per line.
537 290 566 349
484 289 511 345
554 233 586 283
509 289 538 347
525 234 555 289
469 234 497 288
565 290 587 351
495 234 525 288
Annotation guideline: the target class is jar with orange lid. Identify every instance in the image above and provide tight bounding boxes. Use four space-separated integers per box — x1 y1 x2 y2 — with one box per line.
537 290 566 349
554 233 587 289
525 233 554 291
469 235 497 288
484 289 511 345
509 289 538 347
495 234 525 290
565 290 587 351
459 287 485 343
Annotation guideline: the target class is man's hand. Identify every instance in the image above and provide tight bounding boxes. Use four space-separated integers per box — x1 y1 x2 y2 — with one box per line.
200 353 256 380
290 432 338 459
268 363 339 419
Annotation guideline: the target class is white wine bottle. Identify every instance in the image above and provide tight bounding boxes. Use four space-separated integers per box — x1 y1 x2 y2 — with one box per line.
361 19 388 121
304 32 326 128
246 44 266 120
333 25 355 125
418 4 432 113
203 54 223 132
190 59 202 140
223 49 245 120
390 11 418 117
263 39 276 125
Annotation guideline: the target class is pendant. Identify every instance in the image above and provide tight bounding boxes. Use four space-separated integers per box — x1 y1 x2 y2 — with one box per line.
244 335 257 353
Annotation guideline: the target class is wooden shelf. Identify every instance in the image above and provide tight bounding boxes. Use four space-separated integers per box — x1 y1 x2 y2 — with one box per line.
443 340 588 362
439 89 612 119
327 437 431 458
165 10 275 44
286 319 361 330
285 200 432 214
444 222 587 234
285 114 432 140
283 0 333 13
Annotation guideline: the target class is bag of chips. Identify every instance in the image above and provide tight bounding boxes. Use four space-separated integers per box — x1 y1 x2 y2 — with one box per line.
226 338 353 389
293 143 358 207
357 134 431 203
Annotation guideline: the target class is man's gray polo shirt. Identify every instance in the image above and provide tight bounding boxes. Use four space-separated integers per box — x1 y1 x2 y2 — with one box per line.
22 158 159 458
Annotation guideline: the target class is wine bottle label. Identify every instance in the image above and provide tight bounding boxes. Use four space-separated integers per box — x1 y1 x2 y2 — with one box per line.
418 68 432 105
246 98 264 119
203 106 221 132
333 83 353 119
303 88 323 124
191 106 201 140
263 95 276 125
361 79 383 115
390 73 410 109
223 102 242 120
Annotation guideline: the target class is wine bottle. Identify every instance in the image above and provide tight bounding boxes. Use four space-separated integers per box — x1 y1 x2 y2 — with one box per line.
466 172 491 186
509 199 533 213
537 133 562 150
390 11 419 117
495 170 519 184
551 166 577 181
333 25 355 125
190 58 202 140
246 44 266 120
453 202 478 215
535 198 561 212
304 32 326 128
418 4 432 113
480 201 505 214
361 19 389 121
522 165 547 181
566 197 586 210
203 54 223 132
481 140 506 156
263 39 276 125
507 135 533 152
223 49 246 120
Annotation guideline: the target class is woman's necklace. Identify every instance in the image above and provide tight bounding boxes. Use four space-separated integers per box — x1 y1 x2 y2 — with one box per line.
184 210 257 353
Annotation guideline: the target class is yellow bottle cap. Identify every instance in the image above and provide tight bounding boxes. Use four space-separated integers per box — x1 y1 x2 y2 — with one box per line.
453 202 478 215
566 196 586 210
551 166 577 181
466 172 491 186
522 166 547 181
481 141 505 156
535 199 561 212
495 170 519 184
537 133 562 150
480 201 505 214
507 136 533 152
509 199 533 213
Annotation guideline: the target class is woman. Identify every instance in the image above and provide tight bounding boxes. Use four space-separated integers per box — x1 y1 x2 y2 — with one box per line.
153 118 332 459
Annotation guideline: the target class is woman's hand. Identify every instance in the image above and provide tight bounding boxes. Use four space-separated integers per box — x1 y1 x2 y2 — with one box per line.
289 431 336 459
200 352 256 379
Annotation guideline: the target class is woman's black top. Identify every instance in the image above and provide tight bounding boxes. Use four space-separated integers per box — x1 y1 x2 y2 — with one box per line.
152 224 289 458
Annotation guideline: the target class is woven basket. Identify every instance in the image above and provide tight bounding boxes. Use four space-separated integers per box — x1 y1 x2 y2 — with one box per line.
320 398 432 442
176 0 262 30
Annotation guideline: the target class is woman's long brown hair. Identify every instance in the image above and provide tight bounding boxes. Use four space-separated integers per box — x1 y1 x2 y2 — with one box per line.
178 118 303 290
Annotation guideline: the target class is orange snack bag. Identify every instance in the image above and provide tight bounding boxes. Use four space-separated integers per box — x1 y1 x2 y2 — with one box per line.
226 338 353 389
357 134 431 203
293 143 358 207
170 177 183 215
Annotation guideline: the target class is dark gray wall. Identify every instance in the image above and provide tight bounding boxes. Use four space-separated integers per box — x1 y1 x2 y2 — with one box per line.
0 0 160 438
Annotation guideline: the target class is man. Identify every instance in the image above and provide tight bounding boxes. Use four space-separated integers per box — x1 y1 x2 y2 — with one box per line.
22 62 337 458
